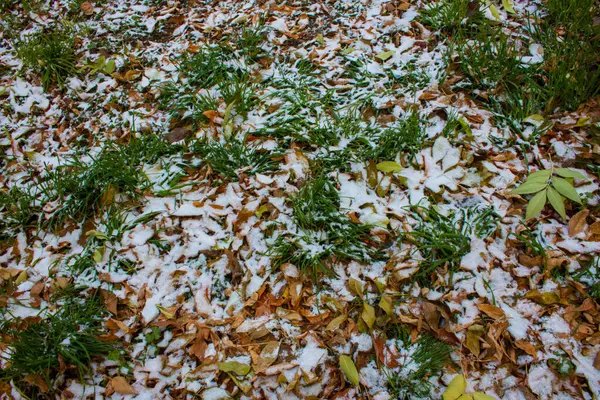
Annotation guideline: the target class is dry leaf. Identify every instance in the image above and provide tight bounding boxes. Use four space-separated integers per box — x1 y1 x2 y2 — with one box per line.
477 304 505 320
569 209 589 236
111 377 135 395
80 1 93 15
254 341 280 373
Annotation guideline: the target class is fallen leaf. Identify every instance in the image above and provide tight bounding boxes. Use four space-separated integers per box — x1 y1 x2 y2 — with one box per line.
362 303 376 329
80 1 94 15
339 355 359 387
524 289 561 305
218 361 251 376
569 209 589 236
111 377 135 395
375 50 395 61
254 341 280 373
443 374 466 400
477 304 505 320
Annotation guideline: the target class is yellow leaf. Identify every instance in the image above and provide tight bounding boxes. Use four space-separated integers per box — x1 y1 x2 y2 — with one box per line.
86 230 108 240
443 375 467 400
378 295 393 316
502 0 515 13
489 4 501 20
362 303 376 329
15 270 28 285
457 395 473 400
473 393 496 400
326 315 347 331
376 161 402 173
93 247 104 263
339 355 360 387
156 305 175 319
375 50 395 61
316 34 325 46
348 278 364 299
218 361 251 376
255 205 269 218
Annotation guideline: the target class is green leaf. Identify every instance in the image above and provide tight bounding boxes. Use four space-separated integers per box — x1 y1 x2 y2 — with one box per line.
104 59 116 74
473 393 496 400
552 177 582 204
339 355 360 387
546 187 566 220
86 229 109 240
502 0 516 13
218 361 251 376
458 118 472 137
375 50 395 61
341 47 355 55
554 168 586 180
376 161 402 173
525 189 547 220
511 180 547 195
528 169 552 180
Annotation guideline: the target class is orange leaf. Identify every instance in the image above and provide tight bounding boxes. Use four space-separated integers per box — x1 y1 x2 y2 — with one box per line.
569 209 589 236
111 377 135 395
514 340 538 359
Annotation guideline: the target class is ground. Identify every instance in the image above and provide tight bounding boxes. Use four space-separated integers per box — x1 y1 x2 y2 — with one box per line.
1 0 600 399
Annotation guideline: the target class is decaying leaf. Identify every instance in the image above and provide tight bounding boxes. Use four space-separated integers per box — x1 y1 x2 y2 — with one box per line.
111 376 135 395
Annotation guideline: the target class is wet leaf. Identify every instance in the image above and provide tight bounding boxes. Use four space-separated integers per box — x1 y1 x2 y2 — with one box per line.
339 355 360 387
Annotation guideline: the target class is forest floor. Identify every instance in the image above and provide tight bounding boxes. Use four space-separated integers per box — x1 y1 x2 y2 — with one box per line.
1 0 600 399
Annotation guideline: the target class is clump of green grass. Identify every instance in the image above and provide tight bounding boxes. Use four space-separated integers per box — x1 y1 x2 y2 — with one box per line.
14 24 77 90
192 137 282 181
401 204 498 287
365 111 424 164
572 257 600 300
419 0 484 33
0 296 114 396
0 186 38 237
384 325 454 399
270 176 376 280
235 24 267 62
545 0 598 34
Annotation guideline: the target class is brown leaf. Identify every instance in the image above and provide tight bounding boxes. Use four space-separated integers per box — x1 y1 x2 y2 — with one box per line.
23 374 49 393
594 351 600 370
80 1 93 15
569 209 589 236
254 341 280 373
515 340 538 360
111 377 135 395
165 127 192 144
478 304 505 320
589 221 600 235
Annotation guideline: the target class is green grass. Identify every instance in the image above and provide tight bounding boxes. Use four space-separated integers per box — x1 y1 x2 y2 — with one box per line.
270 175 377 280
235 24 267 62
385 325 454 399
14 24 77 90
364 111 424 164
572 257 600 300
0 186 38 237
0 296 114 396
192 137 282 181
419 0 484 33
545 0 599 34
401 204 498 287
